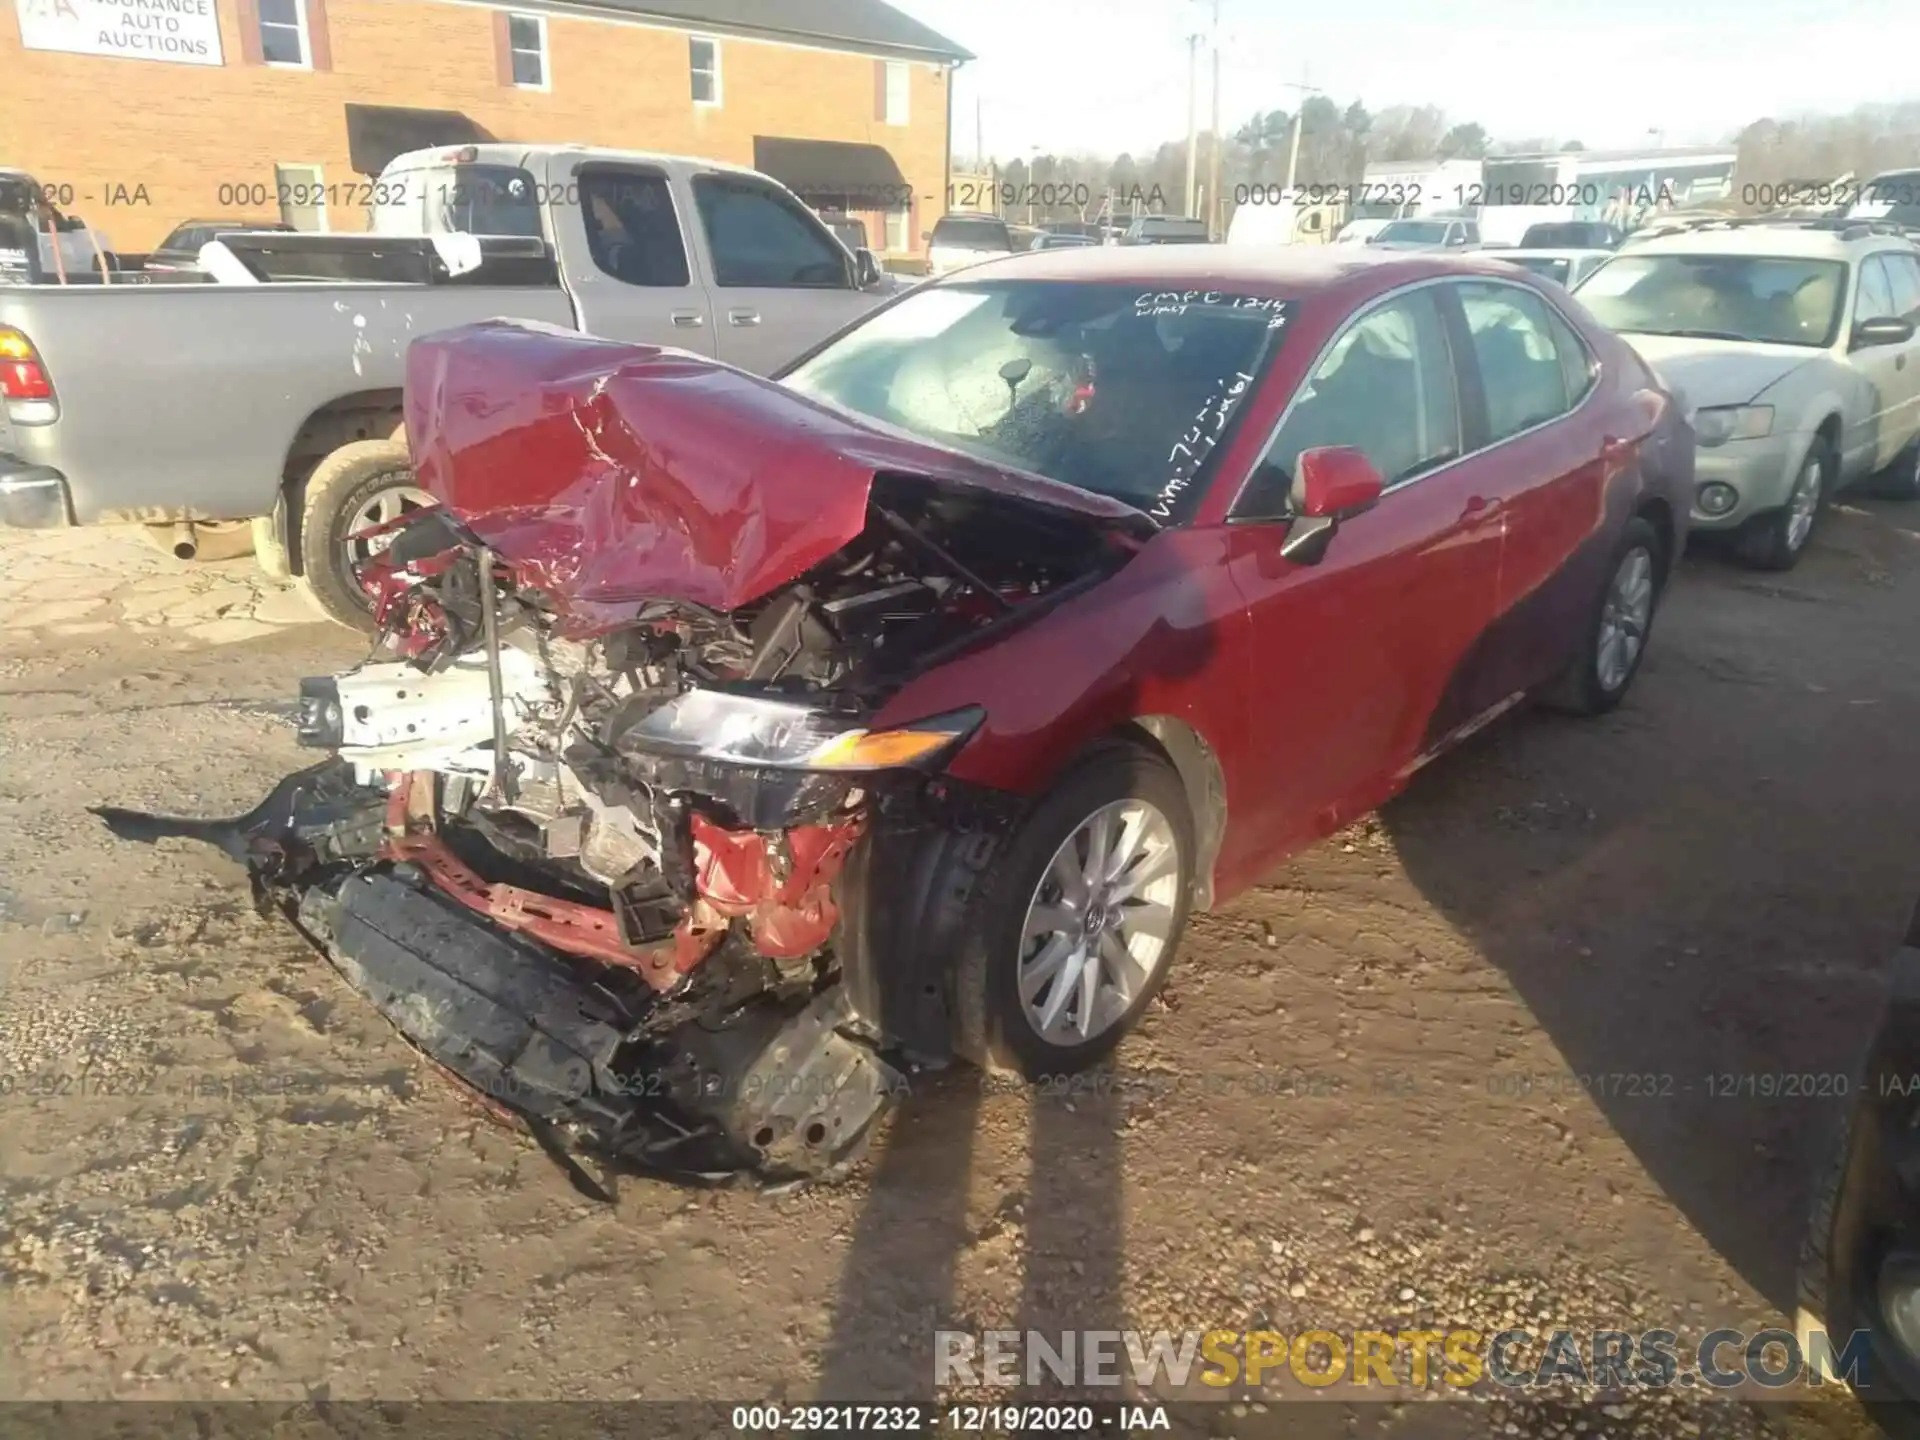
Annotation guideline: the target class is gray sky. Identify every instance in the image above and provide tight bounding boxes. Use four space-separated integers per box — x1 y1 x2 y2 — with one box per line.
891 0 1914 162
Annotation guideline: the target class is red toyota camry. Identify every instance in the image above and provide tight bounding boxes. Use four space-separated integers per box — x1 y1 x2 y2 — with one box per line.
98 245 1693 1187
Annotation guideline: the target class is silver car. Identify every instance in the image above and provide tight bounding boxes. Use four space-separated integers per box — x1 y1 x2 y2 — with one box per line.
1494 248 1612 290
1575 223 1920 568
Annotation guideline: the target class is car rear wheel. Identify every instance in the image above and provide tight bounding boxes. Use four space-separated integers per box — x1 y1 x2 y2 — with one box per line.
1878 433 1920 502
1543 516 1664 717
954 741 1194 1078
297 439 430 633
1739 439 1831 571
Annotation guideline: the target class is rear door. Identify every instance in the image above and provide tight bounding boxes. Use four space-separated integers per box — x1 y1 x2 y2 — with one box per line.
687 172 876 374
1448 277 1626 700
1226 282 1505 854
554 161 715 356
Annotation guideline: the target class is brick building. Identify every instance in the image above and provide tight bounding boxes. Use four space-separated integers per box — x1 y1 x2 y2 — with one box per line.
1 0 971 257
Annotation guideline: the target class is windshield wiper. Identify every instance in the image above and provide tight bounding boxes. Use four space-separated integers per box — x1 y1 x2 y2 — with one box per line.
1626 327 1756 343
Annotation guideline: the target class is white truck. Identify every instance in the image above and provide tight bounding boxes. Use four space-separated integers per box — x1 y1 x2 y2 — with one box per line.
0 143 899 628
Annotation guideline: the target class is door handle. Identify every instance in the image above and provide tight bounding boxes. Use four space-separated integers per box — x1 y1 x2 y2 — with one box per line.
728 309 762 327
1898 354 1908 371
1463 494 1500 518
670 310 705 328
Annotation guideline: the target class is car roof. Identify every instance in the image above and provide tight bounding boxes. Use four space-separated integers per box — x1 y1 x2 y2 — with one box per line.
945 243 1547 300
1496 248 1612 260
382 142 771 184
1620 224 1898 259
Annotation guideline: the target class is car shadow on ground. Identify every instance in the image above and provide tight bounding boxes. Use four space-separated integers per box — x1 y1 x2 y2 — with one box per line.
1379 527 1920 1311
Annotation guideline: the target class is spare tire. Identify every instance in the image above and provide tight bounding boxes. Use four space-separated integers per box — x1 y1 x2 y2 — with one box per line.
297 438 431 633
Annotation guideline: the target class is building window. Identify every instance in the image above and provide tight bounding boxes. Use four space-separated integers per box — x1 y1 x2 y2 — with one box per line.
690 36 721 106
886 206 910 252
883 61 909 125
275 164 327 232
508 13 547 88
258 0 310 67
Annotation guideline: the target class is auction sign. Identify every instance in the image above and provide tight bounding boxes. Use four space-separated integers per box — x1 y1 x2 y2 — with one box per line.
15 0 225 65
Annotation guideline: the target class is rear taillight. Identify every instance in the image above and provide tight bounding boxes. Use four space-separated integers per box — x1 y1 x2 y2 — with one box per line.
0 326 57 422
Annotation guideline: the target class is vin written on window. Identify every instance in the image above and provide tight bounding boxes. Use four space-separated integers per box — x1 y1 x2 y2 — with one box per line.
1151 371 1256 521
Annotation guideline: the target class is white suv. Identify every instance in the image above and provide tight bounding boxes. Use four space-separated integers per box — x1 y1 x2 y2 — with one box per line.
1575 221 1920 569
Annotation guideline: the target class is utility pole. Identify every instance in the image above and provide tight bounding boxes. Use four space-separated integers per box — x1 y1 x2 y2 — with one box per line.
1183 33 1200 217
1280 69 1318 191
1205 0 1221 236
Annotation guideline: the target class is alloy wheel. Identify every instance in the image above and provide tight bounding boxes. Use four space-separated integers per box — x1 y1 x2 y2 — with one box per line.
1016 799 1182 1046
342 480 433 569
1595 544 1655 694
1785 452 1824 555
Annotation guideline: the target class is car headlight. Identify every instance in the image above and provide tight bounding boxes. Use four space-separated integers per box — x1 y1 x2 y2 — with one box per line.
623 690 984 771
1692 404 1774 447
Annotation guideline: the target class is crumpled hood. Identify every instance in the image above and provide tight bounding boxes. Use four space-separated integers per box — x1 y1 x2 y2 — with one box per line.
1622 333 1818 411
402 319 1152 616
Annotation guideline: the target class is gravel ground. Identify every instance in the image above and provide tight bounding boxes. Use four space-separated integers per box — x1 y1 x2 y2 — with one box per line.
3 508 1920 1438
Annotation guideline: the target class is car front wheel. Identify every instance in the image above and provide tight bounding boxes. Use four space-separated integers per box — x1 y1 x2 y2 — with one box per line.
954 741 1194 1078
1739 439 1831 570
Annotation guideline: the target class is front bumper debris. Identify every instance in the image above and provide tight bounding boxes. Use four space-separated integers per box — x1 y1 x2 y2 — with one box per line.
92 760 903 1195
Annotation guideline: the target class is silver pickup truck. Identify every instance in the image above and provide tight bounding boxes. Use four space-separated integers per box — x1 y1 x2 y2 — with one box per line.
0 143 898 627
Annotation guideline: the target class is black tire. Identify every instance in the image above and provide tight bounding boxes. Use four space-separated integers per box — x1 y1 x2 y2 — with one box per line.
297 439 417 633
1738 436 1833 571
1542 516 1665 717
1878 432 1920 502
952 739 1195 1079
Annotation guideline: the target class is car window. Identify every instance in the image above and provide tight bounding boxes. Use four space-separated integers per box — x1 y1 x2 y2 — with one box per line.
1855 256 1898 324
1885 253 1920 321
1546 306 1597 407
1576 254 1847 348
1243 288 1460 511
578 168 691 288
161 224 196 250
1459 282 1575 441
692 175 849 288
1460 222 1479 243
783 281 1293 521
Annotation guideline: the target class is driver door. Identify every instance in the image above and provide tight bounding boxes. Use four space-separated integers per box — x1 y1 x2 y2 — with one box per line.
1225 284 1506 856
687 174 878 375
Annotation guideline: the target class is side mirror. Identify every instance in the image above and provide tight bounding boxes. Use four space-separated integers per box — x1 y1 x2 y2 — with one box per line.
1279 447 1385 564
1852 315 1916 351
854 247 882 288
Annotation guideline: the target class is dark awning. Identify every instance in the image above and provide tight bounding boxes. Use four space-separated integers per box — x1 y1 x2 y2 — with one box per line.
346 105 497 177
752 136 910 210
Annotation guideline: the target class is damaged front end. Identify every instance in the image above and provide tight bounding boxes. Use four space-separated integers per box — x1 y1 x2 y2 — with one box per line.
97 322 1148 1191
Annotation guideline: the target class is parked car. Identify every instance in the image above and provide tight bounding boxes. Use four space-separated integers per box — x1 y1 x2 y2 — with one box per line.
927 211 1016 274
818 214 870 256
1842 168 1920 230
1371 217 1480 251
1518 220 1626 251
1797 896 1920 1424
0 168 116 282
1574 222 1920 568
1121 215 1211 245
0 143 899 629
94 245 1692 1189
143 217 294 279
1333 217 1394 245
1030 231 1098 250
1493 248 1613 289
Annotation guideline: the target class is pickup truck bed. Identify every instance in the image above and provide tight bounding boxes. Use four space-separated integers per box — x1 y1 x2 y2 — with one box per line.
0 143 898 629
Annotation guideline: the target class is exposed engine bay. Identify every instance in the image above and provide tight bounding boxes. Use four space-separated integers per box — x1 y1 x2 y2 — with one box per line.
97 457 1140 1192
